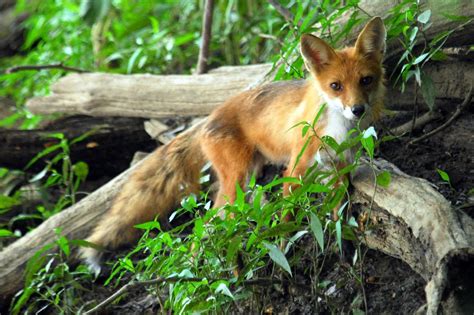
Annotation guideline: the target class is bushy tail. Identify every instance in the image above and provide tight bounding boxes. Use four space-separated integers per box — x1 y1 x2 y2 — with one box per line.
80 124 206 272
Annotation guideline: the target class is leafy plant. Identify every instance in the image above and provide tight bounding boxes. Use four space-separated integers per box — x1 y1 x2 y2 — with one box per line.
98 111 383 313
11 229 93 314
436 168 452 188
386 0 473 110
26 131 92 220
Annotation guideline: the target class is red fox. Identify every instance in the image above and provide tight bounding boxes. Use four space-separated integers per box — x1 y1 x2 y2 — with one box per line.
80 17 386 272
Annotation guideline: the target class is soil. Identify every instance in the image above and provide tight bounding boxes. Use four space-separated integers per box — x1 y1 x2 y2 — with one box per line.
2 106 472 314
380 106 474 217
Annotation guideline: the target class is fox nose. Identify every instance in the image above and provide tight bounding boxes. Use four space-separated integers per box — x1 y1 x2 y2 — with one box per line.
351 105 365 118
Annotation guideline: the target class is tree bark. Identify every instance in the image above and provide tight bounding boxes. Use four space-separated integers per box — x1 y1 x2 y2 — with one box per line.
26 64 273 119
195 0 214 74
352 159 474 315
25 60 474 118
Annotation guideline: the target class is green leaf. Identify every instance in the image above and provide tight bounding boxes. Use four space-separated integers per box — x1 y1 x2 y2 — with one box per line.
29 167 48 183
302 124 310 137
430 51 447 61
226 236 242 263
363 126 377 139
193 218 204 239
73 161 89 181
25 143 62 169
312 103 327 127
263 177 300 190
0 229 14 237
127 47 143 74
263 241 292 276
284 230 308 254
235 183 245 211
57 235 70 257
134 221 161 230
310 213 324 252
0 195 21 209
308 184 330 193
421 73 436 110
215 282 234 299
417 10 431 24
120 257 135 272
336 220 342 254
412 52 429 65
0 168 8 178
248 173 256 189
376 171 391 188
437 169 450 183
361 136 375 159
409 26 419 43
292 136 312 174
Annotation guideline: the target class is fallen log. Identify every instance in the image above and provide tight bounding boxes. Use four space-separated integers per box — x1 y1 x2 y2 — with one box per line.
0 116 156 178
26 59 474 118
386 61 474 111
26 64 273 119
353 159 474 315
0 153 472 315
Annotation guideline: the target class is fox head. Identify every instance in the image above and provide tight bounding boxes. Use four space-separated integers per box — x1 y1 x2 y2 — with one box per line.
300 17 386 121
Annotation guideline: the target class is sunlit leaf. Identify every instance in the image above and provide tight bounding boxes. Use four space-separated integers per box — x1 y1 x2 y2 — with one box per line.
310 213 324 252
417 10 431 24
376 171 391 188
263 241 292 276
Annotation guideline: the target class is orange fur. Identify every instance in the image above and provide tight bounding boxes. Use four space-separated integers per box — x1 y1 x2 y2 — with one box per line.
80 17 386 270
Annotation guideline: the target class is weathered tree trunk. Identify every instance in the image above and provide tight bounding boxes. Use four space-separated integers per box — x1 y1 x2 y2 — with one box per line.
0 116 156 178
25 60 474 117
26 64 273 118
352 159 474 315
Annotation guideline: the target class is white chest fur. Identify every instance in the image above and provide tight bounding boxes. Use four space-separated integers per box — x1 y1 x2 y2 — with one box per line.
314 106 355 167
323 106 354 144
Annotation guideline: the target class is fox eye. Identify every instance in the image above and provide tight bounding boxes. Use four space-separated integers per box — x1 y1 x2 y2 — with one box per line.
360 76 373 86
330 82 342 91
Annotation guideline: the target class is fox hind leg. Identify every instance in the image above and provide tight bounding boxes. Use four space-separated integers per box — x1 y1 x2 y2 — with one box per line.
200 136 254 216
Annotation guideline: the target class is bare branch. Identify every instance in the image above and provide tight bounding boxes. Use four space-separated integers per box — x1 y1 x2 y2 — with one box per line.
409 84 473 145
267 0 301 27
5 63 89 74
196 0 215 74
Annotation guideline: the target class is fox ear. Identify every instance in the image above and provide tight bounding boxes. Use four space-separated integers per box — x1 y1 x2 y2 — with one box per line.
300 34 337 72
355 17 386 61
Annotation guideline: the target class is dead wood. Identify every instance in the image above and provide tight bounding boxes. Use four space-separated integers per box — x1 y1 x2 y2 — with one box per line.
390 110 442 136
25 59 474 118
352 159 474 315
25 64 273 119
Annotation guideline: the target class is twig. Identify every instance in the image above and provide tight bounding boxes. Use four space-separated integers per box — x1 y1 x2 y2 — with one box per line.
267 0 302 27
390 110 441 136
196 0 214 74
409 80 419 137
408 85 473 145
85 276 307 314
5 63 89 74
